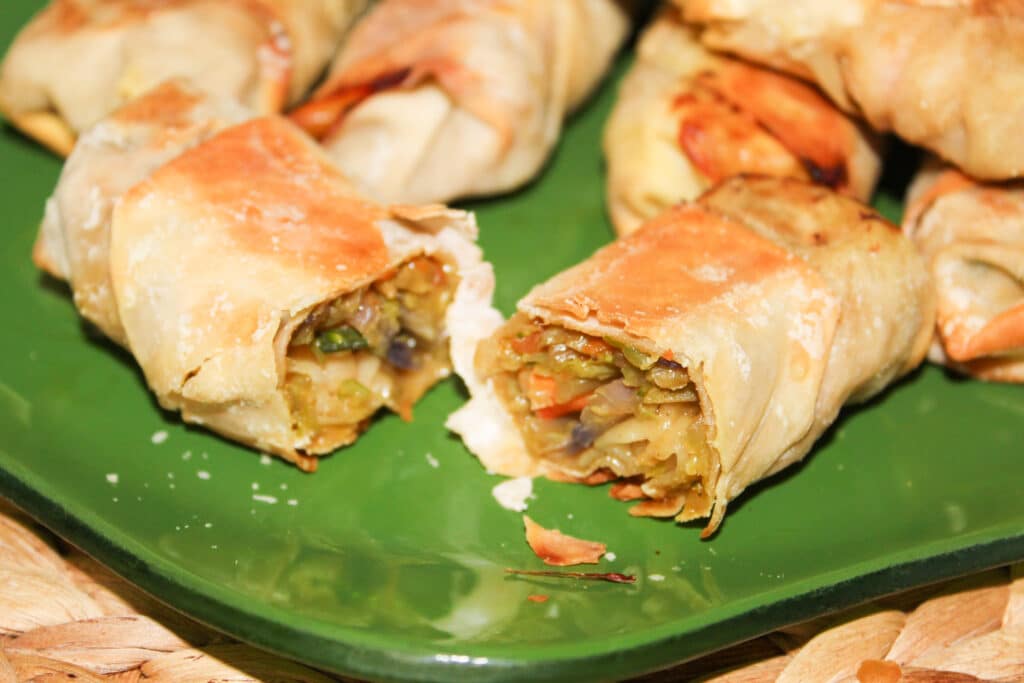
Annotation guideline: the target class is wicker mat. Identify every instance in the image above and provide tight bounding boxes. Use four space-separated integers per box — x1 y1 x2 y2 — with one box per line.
1 497 1022 683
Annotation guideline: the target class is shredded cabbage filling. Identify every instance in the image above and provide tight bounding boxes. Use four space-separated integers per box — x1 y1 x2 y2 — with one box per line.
284 255 456 451
479 313 717 519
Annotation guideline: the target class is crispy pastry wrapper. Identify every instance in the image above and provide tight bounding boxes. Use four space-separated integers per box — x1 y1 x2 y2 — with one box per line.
676 0 1024 180
289 0 632 204
904 158 1024 382
0 0 366 155
100 115 493 468
450 177 934 533
35 80 251 345
603 7 880 236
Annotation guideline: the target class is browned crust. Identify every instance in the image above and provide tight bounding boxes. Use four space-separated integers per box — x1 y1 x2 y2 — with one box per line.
124 117 390 285
522 515 606 567
946 302 1024 362
4 0 293 151
292 0 509 146
693 62 858 192
4 111 76 157
629 496 685 519
521 203 795 343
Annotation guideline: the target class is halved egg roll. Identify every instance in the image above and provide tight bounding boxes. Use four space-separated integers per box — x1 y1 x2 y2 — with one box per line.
903 159 1024 382
35 80 250 346
449 177 934 533
0 0 366 155
100 116 494 470
675 0 1024 180
604 7 880 235
289 0 632 204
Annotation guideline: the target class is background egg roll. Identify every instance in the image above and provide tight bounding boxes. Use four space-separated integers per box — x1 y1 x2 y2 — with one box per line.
290 0 633 204
449 177 934 534
0 0 366 155
603 7 880 236
904 158 1024 383
675 0 1024 181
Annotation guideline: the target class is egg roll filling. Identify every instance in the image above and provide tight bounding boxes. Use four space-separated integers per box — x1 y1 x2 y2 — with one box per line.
285 255 457 452
479 313 717 519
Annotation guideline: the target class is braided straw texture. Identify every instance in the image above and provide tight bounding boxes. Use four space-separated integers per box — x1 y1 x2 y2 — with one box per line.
1 497 1021 682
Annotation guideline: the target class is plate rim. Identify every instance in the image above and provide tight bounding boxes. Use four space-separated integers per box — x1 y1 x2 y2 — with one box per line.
4 460 1023 683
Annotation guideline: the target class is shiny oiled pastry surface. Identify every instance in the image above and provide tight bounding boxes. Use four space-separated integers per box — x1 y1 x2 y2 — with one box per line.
603 7 880 235
677 0 1024 180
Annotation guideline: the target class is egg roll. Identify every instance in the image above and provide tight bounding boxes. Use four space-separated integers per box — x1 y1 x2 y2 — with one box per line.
604 7 880 235
86 116 492 470
289 0 632 204
34 80 250 346
675 0 1024 180
449 177 934 534
904 158 1024 382
0 0 366 155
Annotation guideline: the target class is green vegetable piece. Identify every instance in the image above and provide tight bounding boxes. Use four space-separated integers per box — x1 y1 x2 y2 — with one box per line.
621 346 658 370
338 379 372 400
315 326 369 353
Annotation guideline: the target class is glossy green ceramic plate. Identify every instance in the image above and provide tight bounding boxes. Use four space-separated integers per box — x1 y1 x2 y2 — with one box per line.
2 6 1024 682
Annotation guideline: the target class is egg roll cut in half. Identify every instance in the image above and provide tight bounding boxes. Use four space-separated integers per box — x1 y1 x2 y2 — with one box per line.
0 0 366 156
289 0 633 204
676 0 1024 180
34 80 250 346
450 177 934 534
903 159 1024 382
603 7 880 236
108 116 493 470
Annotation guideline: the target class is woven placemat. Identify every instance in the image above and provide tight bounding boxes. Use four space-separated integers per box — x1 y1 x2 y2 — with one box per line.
1 497 1021 683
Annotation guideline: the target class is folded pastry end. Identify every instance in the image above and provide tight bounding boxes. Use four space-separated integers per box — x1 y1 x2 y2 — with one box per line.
3 110 76 157
904 159 1024 382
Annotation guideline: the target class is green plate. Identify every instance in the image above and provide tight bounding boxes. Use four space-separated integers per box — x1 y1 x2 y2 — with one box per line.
2 6 1024 682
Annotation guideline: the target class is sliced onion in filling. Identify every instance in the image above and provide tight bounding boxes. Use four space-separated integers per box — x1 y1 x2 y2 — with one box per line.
284 255 457 452
478 313 717 519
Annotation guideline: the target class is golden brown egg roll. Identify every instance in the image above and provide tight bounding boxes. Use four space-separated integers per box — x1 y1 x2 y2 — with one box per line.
604 7 880 235
38 111 494 470
289 0 632 204
35 80 250 346
904 158 1024 382
675 0 1024 180
0 0 366 155
449 177 934 534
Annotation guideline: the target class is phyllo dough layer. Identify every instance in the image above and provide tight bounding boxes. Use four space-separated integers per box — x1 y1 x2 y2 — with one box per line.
904 159 1024 382
450 177 934 533
675 0 1024 180
290 0 632 204
603 7 880 236
104 116 493 469
0 0 366 155
35 80 250 346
